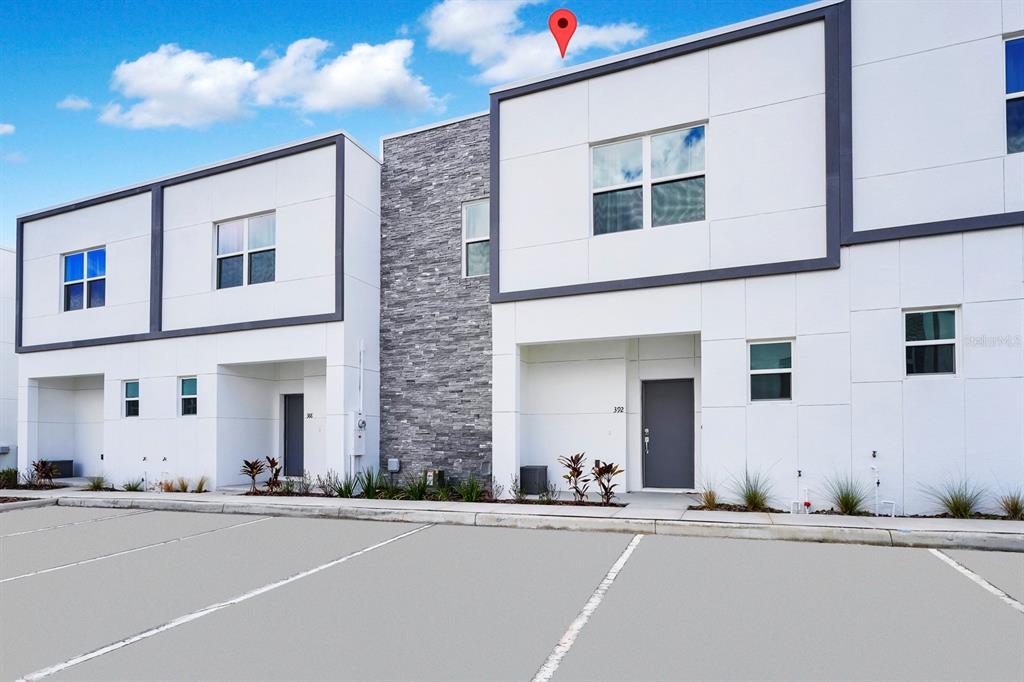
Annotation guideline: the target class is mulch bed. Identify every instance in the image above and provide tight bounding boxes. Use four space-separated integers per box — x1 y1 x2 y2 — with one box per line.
0 497 34 503
691 503 786 513
4 484 67 491
812 508 874 516
908 512 1010 520
241 490 624 507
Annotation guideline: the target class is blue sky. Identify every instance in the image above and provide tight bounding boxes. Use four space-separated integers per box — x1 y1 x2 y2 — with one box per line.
0 0 804 248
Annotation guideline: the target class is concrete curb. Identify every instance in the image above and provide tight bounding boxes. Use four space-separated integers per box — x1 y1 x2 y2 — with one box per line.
40 495 1023 552
0 497 58 513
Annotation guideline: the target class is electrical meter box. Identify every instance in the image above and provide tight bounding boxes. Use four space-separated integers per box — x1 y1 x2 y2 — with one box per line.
353 411 367 457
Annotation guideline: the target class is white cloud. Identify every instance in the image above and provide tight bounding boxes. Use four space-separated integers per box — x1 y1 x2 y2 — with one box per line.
57 95 93 111
101 38 440 130
425 0 646 83
1 151 27 163
0 123 14 135
101 44 258 129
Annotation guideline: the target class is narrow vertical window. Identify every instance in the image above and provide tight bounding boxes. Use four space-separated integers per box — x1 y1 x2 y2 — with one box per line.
216 213 275 289
1007 37 1024 154
124 381 140 417
63 247 106 311
180 377 198 416
749 341 793 401
462 199 490 277
905 309 957 375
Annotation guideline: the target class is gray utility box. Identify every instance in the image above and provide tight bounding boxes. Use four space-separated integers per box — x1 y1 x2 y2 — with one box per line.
48 460 75 478
520 465 548 496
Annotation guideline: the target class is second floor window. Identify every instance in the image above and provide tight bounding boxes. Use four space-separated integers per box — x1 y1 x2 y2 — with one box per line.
216 212 276 289
179 377 198 415
463 199 490 277
124 381 139 417
592 125 705 235
63 247 105 311
905 309 957 375
1008 38 1023 154
749 341 792 401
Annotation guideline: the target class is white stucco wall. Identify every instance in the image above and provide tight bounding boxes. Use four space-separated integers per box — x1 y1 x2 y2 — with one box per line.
851 0 1022 231
20 194 151 347
0 249 16 468
497 20 827 293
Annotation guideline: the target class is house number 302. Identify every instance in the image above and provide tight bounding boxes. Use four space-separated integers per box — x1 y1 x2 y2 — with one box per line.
612 406 624 413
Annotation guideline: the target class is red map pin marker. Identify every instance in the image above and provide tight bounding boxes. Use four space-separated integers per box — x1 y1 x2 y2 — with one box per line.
549 9 577 59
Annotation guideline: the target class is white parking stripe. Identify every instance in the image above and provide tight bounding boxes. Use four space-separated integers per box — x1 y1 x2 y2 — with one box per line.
1 517 271 584
0 510 152 538
929 549 1024 615
18 523 434 681
532 533 644 682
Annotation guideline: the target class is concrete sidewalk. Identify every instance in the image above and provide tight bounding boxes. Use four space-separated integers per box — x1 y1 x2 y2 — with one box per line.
3 487 1022 552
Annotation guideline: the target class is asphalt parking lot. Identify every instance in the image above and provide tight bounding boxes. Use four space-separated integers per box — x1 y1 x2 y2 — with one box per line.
1 506 1021 682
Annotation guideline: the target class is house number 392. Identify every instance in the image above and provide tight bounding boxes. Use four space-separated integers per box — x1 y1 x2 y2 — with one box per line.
612 406 624 413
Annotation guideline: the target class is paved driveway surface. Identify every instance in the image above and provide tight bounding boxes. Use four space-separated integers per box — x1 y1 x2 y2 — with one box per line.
1 507 1021 681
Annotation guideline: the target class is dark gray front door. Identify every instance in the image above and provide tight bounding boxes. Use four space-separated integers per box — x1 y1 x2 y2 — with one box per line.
283 394 304 477
642 379 695 489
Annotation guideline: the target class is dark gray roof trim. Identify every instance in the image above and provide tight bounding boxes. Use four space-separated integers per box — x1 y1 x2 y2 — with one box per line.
16 134 346 353
489 1 851 303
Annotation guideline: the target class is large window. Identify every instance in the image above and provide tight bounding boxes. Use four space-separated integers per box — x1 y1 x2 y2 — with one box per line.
62 247 105 311
592 125 705 235
179 377 198 416
462 199 490 277
124 381 139 417
1008 38 1024 154
749 341 792 401
905 309 957 375
216 213 276 289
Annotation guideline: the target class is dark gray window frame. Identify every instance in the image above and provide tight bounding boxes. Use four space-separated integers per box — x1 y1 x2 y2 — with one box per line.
488 0 1024 303
16 134 345 353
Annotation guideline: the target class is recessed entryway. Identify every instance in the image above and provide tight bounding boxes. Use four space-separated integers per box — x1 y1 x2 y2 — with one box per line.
641 379 695 489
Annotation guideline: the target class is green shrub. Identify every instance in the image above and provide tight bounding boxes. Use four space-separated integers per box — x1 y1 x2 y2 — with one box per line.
823 474 870 515
405 473 429 501
316 470 340 497
176 476 190 493
0 467 18 489
296 470 313 495
357 468 385 499
538 483 559 504
996 488 1024 520
925 479 986 518
379 475 403 500
698 484 718 509
194 475 209 493
122 478 145 492
457 475 484 502
433 484 452 501
86 476 107 491
731 469 774 512
509 474 526 502
334 473 357 498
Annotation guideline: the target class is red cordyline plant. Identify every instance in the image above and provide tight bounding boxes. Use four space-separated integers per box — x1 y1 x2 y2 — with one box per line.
265 457 282 492
240 458 265 494
591 460 624 506
558 452 590 503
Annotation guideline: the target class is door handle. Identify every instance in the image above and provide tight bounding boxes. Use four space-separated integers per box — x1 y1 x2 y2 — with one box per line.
643 427 650 456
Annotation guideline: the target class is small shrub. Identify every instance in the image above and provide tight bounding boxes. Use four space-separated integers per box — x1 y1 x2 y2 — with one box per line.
509 474 526 502
698 483 718 509
0 467 18 489
296 470 313 496
490 480 504 501
265 457 282 493
316 470 341 497
433 484 452 501
175 476 190 493
997 488 1024 520
160 479 175 493
31 460 59 487
334 473 357 498
240 458 265 494
558 452 590 503
537 482 559 504
122 478 145 492
823 474 870 515
405 473 429 501
457 475 484 502
281 478 296 495
357 468 384 499
379 475 403 500
194 475 209 493
924 479 986 519
591 460 623 506
87 476 107 491
731 469 774 512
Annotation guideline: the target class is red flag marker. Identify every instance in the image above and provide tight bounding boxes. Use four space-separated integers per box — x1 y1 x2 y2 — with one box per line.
549 9 577 59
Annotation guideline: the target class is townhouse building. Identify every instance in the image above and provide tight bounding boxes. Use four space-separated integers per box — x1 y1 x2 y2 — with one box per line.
1 248 15 468
15 135 381 488
12 0 1024 513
